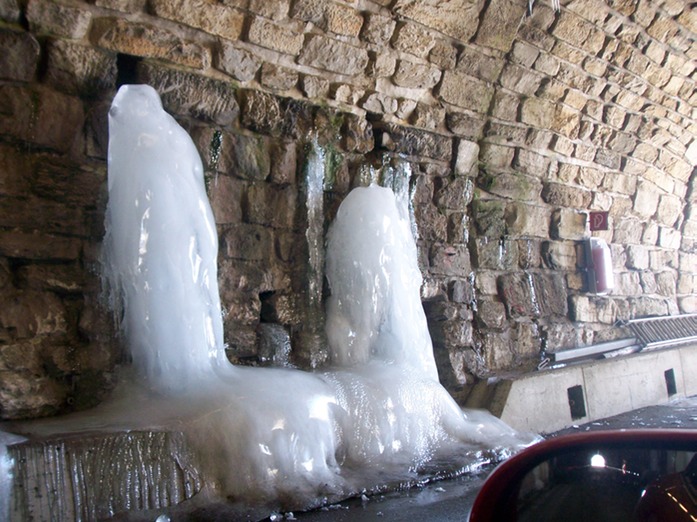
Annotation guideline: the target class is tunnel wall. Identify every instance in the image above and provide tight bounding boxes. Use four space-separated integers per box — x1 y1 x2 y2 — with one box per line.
0 0 695 418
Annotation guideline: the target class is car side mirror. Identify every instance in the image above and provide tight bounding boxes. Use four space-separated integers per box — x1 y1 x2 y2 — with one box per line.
469 429 697 522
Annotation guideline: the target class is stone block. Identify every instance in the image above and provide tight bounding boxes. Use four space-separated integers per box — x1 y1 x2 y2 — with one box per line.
0 290 67 338
0 370 70 419
395 0 481 42
480 171 542 202
248 16 303 55
34 157 104 210
438 70 494 113
137 63 239 126
511 41 539 67
216 42 261 82
655 271 676 297
475 0 526 51
515 149 550 177
0 145 31 197
480 142 514 169
658 227 681 249
0 85 84 153
368 52 397 79
94 0 146 12
151 0 244 40
0 0 21 22
246 182 297 229
518 239 542 269
326 3 363 36
632 181 660 219
45 40 117 97
411 103 445 129
341 113 373 154
0 28 40 82
677 273 697 295
429 40 457 70
520 98 554 128
504 202 551 237
472 199 506 237
629 296 669 318
613 217 643 245
642 222 658 245
569 295 617 324
298 35 368 75
456 47 504 83
455 140 479 176
260 63 298 92
361 13 396 45
475 299 507 329
472 237 518 271
640 271 657 294
446 211 468 244
27 0 92 38
541 182 592 208
498 272 567 319
18 262 87 294
552 104 581 138
679 296 697 314
381 125 451 161
500 63 543 96
445 112 486 140
208 175 244 225
594 149 621 169
656 194 683 227
96 19 210 68
393 59 441 89
391 21 435 58
626 245 649 270
429 244 471 276
553 41 585 64
224 223 272 261
615 271 642 295
247 0 290 20
550 209 587 240
577 166 604 189
0 230 82 260
541 240 579 270
491 91 520 121
200 128 271 181
414 201 447 242
362 92 398 115
301 76 330 99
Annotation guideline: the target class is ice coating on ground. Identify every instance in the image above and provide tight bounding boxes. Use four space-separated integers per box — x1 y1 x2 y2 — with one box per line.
1 85 537 517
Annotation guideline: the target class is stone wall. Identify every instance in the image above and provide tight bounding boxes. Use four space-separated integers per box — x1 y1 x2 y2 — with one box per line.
0 0 695 419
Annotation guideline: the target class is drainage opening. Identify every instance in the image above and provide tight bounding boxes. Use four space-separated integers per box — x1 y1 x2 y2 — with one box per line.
567 385 587 420
664 368 677 396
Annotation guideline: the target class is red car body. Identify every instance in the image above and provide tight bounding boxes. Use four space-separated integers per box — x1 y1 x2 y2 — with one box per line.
469 429 697 522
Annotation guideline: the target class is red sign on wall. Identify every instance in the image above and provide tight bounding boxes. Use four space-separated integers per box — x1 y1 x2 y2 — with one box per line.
589 211 609 231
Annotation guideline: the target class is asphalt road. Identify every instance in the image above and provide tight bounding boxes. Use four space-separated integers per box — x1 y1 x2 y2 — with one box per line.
277 396 697 522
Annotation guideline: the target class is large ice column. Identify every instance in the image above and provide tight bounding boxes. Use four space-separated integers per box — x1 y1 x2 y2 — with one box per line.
325 185 438 378
102 85 226 393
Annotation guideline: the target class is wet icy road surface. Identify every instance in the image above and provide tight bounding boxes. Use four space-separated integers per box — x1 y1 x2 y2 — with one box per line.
276 396 697 522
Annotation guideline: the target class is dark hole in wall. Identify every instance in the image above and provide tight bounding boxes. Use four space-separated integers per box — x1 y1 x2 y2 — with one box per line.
259 291 277 323
116 54 142 87
665 368 677 396
567 384 587 420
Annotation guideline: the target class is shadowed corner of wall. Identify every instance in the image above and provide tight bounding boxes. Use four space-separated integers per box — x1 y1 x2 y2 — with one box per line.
462 378 514 419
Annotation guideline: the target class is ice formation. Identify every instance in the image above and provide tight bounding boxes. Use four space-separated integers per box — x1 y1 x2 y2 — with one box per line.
2 85 535 518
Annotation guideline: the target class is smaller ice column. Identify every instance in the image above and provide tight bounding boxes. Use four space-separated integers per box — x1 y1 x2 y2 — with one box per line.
325 185 438 378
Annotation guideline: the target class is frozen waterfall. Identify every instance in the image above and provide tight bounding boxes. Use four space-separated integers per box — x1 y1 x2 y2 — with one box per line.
1 85 536 518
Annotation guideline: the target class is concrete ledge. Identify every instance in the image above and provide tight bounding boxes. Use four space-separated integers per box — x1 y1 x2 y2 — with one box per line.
465 343 697 434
